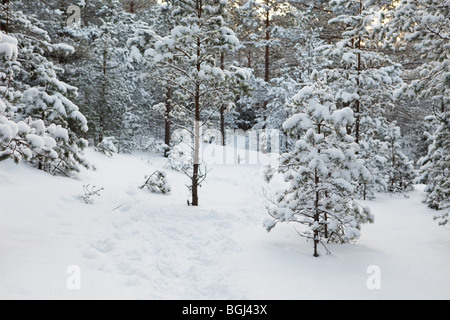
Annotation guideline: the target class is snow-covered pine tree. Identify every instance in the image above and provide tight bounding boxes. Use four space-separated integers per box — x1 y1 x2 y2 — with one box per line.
357 116 389 199
120 0 154 13
0 3 89 175
234 0 307 129
128 2 177 156
140 170 172 194
260 6 317 116
380 121 415 193
262 6 325 152
89 22 128 144
357 116 415 198
427 115 450 226
418 113 450 212
385 0 449 218
265 80 373 257
59 0 152 153
0 30 43 163
318 0 405 199
129 0 240 206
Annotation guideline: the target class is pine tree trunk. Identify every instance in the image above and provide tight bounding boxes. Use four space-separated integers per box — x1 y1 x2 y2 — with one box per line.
318 123 328 241
220 106 225 146
355 0 363 145
192 112 200 205
164 86 171 157
192 36 201 207
192 163 199 206
261 1 270 129
363 183 367 200
264 5 270 83
220 53 226 146
391 141 396 189
1 0 10 34
192 99 200 206
314 191 320 257
314 167 320 257
100 44 108 138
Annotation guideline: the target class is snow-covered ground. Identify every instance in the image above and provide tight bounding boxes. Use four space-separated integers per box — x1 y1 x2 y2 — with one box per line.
0 147 449 300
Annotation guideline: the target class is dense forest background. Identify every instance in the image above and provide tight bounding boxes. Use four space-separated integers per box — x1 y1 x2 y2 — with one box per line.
0 0 448 223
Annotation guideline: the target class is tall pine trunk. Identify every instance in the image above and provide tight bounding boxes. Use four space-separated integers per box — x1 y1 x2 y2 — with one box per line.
164 86 171 157
314 168 320 257
1 0 10 34
192 36 201 207
264 4 270 84
262 1 270 129
98 43 108 143
220 52 226 146
391 139 396 189
354 0 362 145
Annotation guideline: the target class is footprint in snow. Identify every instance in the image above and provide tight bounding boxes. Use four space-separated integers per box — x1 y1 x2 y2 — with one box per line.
81 248 99 259
57 220 73 227
93 238 115 254
120 203 132 213
122 277 142 287
124 187 138 196
125 250 143 261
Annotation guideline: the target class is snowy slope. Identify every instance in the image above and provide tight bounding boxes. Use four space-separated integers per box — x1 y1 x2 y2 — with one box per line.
0 148 449 300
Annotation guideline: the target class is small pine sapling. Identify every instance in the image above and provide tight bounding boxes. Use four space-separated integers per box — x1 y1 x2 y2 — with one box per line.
81 185 104 204
265 81 374 257
95 137 118 157
418 111 450 213
434 208 449 227
381 122 416 193
140 170 171 194
167 129 193 172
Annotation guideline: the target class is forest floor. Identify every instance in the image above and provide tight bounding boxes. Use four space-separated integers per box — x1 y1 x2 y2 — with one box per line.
0 146 449 300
